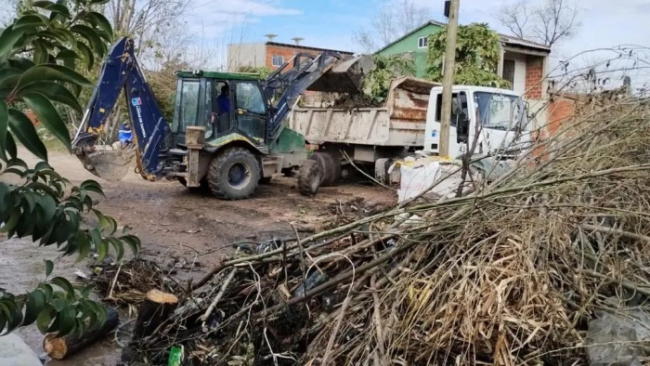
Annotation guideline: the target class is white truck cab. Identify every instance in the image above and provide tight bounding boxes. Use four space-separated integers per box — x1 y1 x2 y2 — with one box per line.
424 86 530 158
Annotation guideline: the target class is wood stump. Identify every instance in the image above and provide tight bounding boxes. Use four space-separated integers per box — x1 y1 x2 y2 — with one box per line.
43 307 119 360
132 289 178 340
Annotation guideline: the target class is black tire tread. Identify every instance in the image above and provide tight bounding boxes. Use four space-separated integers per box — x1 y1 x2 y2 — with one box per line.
207 147 260 200
298 160 322 196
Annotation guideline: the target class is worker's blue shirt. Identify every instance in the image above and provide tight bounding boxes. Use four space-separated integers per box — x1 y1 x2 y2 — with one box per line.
118 125 133 143
217 94 230 114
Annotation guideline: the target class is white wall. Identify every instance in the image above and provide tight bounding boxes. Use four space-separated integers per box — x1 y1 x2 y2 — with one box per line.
505 52 527 96
227 43 266 71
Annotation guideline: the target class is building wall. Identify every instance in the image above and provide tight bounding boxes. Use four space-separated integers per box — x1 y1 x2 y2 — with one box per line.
265 44 320 70
504 52 527 95
525 55 545 100
377 24 442 78
227 43 266 71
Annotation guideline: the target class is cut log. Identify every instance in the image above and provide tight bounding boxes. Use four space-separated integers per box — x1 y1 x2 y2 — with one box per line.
132 289 178 340
43 307 119 360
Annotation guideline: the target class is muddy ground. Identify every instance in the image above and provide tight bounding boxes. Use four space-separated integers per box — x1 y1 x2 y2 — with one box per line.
0 147 395 365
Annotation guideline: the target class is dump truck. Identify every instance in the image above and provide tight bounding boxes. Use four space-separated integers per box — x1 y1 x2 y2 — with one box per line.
290 77 441 192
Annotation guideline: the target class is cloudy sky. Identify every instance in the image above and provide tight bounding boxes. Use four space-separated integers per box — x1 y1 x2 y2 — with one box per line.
185 0 649 56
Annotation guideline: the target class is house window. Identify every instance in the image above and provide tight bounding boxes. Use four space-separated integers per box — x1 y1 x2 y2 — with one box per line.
418 36 428 48
272 55 284 67
503 59 515 90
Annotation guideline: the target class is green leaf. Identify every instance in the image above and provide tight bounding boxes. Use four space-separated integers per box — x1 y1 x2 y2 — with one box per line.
21 190 36 213
39 284 53 301
0 209 20 233
50 277 75 299
75 233 90 262
83 12 113 41
0 68 22 88
0 100 6 152
70 25 105 58
7 109 48 161
76 41 94 71
17 81 82 113
90 0 110 4
21 93 71 150
36 306 54 333
56 305 76 336
14 14 47 29
33 40 49 65
8 58 35 71
32 1 71 17
97 239 108 262
121 235 141 255
4 133 16 160
24 290 46 326
5 299 23 332
0 26 28 61
81 180 104 196
108 237 124 261
17 64 93 89
44 259 54 277
55 49 78 61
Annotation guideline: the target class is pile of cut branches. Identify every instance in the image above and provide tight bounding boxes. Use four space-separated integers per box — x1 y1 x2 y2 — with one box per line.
132 91 650 365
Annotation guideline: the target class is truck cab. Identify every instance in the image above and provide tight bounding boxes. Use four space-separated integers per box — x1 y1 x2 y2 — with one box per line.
424 86 530 158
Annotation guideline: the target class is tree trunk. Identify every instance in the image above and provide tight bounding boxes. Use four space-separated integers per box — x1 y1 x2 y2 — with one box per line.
132 289 178 340
43 307 120 360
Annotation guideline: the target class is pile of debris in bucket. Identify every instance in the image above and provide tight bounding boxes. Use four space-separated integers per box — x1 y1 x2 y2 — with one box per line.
107 92 650 366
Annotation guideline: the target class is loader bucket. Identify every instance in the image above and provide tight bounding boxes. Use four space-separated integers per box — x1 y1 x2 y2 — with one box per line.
76 145 137 181
307 55 374 94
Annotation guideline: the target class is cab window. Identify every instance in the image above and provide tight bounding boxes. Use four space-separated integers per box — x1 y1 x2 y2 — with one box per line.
178 79 200 131
236 82 266 115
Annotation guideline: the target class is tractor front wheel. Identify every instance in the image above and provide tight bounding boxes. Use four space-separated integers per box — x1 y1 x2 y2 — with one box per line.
207 147 261 200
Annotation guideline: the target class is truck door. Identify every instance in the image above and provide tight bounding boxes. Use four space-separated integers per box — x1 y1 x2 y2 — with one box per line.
430 91 469 158
233 81 267 145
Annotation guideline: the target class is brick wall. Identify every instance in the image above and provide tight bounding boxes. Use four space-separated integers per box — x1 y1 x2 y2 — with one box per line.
265 44 319 69
525 56 544 100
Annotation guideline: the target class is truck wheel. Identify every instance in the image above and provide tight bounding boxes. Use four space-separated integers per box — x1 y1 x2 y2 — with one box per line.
207 147 260 200
298 160 323 196
310 152 340 186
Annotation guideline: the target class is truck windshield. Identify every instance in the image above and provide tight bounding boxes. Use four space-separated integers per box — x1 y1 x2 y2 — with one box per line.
474 92 523 131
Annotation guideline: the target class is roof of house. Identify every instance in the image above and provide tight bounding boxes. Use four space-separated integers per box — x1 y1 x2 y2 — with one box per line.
266 41 355 55
375 20 551 54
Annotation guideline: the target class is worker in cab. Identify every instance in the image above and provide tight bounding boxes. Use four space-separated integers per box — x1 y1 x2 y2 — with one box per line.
118 122 133 147
217 84 231 115
213 84 231 134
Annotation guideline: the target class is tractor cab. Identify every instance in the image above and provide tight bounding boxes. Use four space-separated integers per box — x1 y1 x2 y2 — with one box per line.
171 71 269 149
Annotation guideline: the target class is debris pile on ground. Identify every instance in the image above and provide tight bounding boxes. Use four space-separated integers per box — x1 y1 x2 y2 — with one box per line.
91 259 174 305
125 94 650 365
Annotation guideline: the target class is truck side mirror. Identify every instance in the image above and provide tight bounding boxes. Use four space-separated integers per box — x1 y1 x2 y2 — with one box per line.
457 117 470 143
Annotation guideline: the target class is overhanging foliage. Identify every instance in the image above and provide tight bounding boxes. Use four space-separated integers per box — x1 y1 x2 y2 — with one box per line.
0 0 140 338
426 23 511 88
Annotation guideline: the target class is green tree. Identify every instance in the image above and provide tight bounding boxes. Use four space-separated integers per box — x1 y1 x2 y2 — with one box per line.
363 55 415 102
0 0 139 337
427 23 511 88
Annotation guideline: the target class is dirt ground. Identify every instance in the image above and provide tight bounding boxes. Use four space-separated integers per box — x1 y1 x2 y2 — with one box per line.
0 147 396 365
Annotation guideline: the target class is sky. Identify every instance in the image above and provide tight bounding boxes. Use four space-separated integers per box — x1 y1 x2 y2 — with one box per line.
183 0 650 58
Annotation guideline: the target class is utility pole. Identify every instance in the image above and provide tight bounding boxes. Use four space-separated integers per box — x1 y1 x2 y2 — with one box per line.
439 0 460 157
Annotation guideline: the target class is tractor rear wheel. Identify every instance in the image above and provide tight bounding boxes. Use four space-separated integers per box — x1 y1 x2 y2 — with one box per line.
298 160 323 196
207 147 260 200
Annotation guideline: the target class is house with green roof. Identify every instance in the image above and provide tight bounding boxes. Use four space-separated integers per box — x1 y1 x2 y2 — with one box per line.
376 21 551 103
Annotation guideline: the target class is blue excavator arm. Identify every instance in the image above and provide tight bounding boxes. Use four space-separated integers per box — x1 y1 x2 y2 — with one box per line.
72 37 170 179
